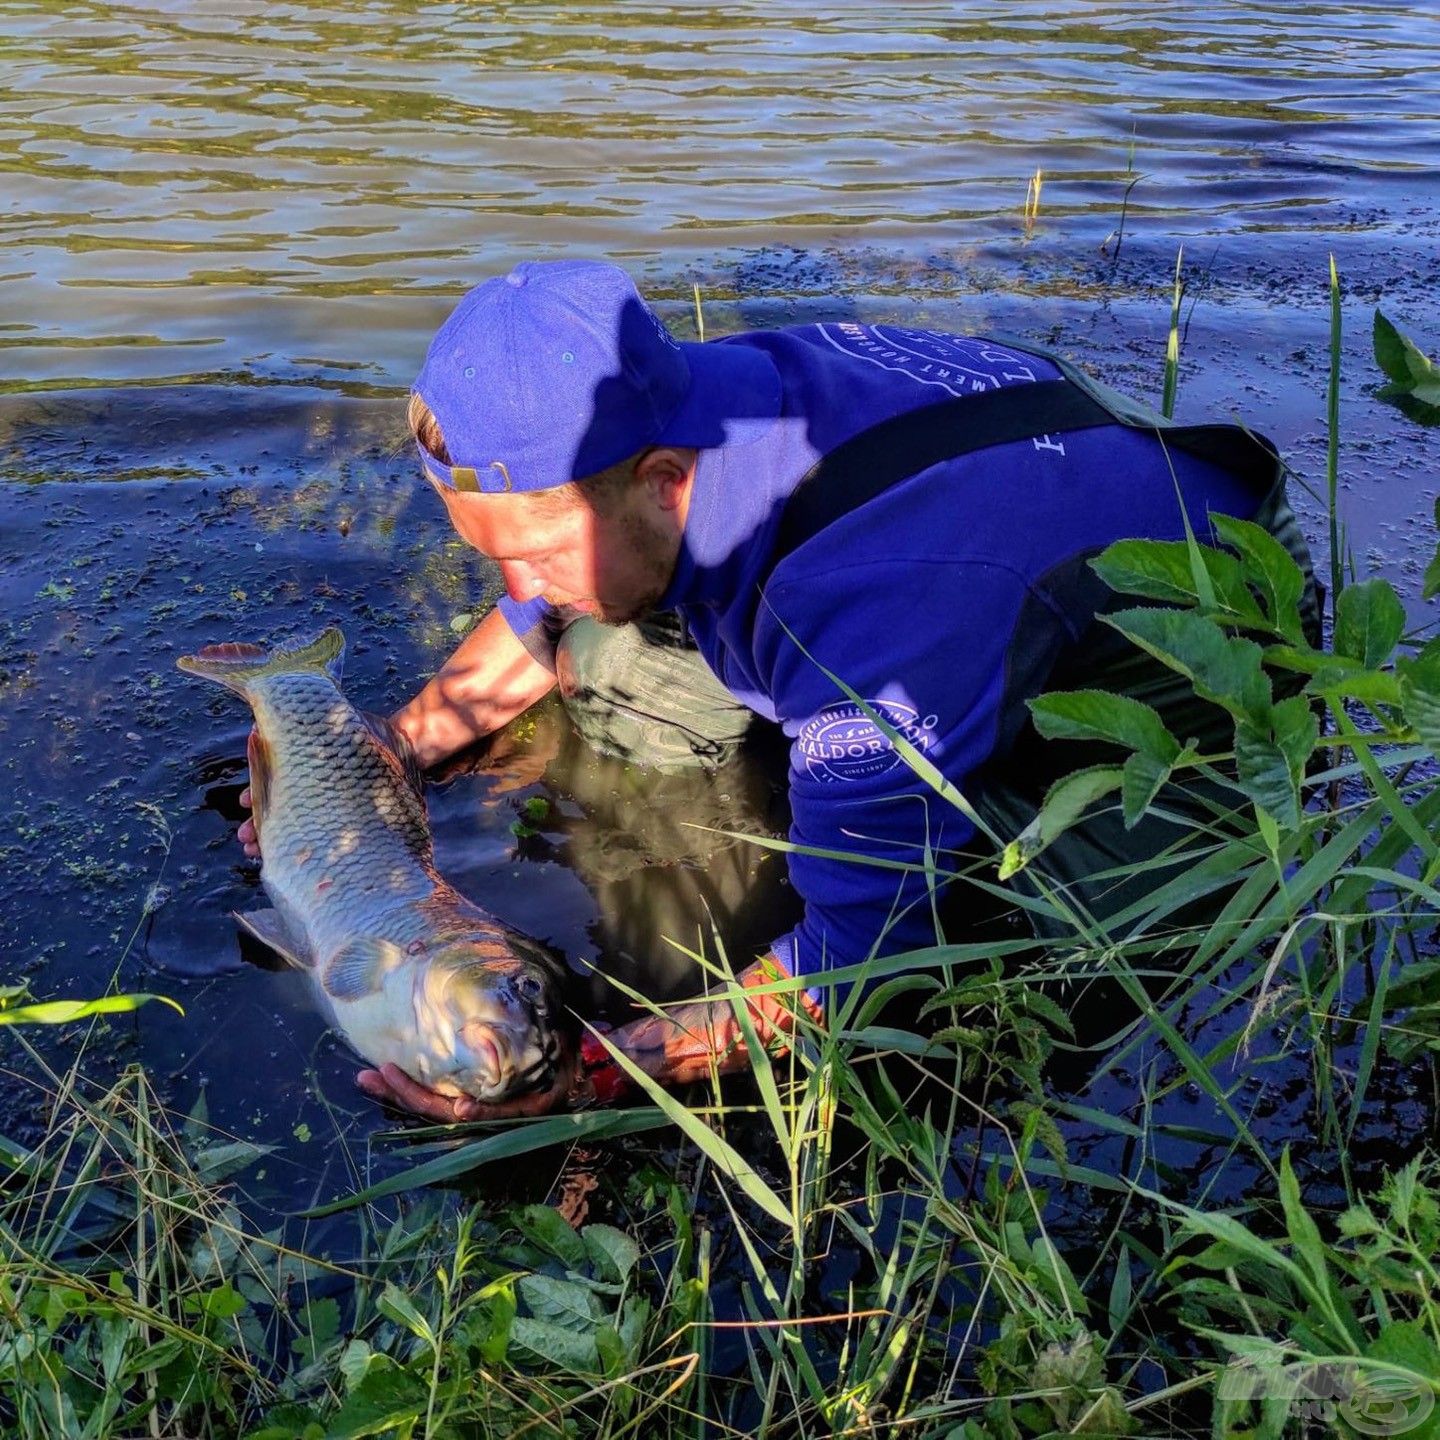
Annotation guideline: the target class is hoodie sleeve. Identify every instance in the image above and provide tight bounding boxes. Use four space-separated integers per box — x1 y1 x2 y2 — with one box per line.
497 595 561 671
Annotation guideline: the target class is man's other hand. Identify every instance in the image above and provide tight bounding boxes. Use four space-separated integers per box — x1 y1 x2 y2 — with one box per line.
236 787 260 859
598 956 823 1089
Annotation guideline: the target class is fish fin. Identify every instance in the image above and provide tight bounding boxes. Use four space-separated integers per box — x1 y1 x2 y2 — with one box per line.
234 908 310 968
246 728 272 844
176 627 345 697
358 710 427 797
321 937 407 1002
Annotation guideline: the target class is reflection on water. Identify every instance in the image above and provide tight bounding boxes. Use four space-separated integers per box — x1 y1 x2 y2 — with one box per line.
2 1 1437 392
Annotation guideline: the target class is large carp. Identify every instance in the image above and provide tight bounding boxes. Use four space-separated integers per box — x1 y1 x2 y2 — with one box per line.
178 628 568 1102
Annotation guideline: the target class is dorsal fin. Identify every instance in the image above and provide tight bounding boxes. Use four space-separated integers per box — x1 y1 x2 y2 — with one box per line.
359 710 427 798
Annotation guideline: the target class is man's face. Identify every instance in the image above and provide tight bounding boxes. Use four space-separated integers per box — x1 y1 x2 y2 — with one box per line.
437 473 683 627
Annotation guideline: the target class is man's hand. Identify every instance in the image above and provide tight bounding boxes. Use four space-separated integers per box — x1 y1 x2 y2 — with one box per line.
357 1048 580 1123
596 956 824 1090
236 787 260 859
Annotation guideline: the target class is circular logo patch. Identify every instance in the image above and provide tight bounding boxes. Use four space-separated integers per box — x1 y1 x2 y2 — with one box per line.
796 701 938 784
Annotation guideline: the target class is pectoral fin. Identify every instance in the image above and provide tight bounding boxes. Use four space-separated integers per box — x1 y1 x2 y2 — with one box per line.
234 908 310 968
322 937 407 1002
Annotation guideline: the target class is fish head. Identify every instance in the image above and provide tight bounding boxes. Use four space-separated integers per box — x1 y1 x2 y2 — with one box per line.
428 944 566 1102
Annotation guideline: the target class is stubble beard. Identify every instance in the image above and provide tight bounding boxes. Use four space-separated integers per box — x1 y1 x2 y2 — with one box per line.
591 508 678 626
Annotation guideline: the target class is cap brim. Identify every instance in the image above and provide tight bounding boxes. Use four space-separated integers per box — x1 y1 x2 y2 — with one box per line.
655 341 783 450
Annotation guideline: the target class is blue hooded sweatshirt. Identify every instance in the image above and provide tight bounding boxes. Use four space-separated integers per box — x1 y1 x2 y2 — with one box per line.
499 324 1266 991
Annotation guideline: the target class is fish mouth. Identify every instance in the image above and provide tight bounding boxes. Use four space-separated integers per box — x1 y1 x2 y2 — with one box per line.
455 1016 561 1102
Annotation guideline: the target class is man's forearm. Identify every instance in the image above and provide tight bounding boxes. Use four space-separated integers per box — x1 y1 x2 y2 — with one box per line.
392 608 557 768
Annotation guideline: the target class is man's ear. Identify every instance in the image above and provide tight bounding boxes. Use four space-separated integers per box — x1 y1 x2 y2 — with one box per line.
636 447 697 512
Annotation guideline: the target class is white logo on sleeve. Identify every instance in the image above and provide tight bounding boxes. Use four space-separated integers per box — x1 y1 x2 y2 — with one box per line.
796 701 939 783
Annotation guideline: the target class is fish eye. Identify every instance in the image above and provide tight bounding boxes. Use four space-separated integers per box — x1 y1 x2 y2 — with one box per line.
512 972 545 1003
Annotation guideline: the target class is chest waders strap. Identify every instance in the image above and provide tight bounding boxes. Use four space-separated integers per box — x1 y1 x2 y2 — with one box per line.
771 374 1286 566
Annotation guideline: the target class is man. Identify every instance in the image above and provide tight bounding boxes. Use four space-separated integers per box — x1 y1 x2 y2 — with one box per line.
240 259 1317 1122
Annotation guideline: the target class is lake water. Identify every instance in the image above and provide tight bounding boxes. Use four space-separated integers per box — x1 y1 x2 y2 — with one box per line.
2 1 1438 1220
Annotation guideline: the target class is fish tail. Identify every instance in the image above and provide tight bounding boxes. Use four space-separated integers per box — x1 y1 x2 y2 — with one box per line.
176 627 345 698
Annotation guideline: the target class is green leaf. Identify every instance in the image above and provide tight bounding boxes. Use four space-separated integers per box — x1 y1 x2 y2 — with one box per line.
1121 749 1173 828
322 1360 428 1440
376 1283 435 1347
513 1205 587 1269
0 992 184 1026
510 1316 601 1373
1277 1149 1331 1302
292 1297 339 1366
517 1273 604 1328
582 1224 640 1285
1361 1322 1440 1439
193 1139 274 1184
1399 652 1440 758
476 1275 515 1366
1334 578 1406 668
1212 514 1309 642
1091 539 1267 623
998 765 1124 880
1234 695 1317 829
1103 607 1272 724
1375 309 1440 406
1424 549 1440 603
1028 690 1180 762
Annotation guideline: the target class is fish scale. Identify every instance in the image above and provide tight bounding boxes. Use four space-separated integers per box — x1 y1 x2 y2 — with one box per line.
178 627 567 1101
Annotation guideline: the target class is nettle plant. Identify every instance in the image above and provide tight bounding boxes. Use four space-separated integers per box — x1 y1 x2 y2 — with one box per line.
995 308 1440 1099
1005 505 1440 878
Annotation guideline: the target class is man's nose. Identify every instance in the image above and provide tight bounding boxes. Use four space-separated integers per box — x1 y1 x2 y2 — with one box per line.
499 559 545 602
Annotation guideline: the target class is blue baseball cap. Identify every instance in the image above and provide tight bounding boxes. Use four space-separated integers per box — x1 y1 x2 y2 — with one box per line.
412 260 783 494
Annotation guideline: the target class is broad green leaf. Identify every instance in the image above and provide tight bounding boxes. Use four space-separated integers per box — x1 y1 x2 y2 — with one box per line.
514 1205 587 1269
1103 607 1272 724
293 1297 339 1366
323 1361 428 1440
1399 652 1440 758
583 1224 640 1285
1361 1323 1440 1439
1091 539 1267 623
1375 309 1440 405
517 1272 605 1328
510 1315 601 1373
1303 666 1403 707
998 765 1123 880
1233 695 1317 829
192 1139 275 1184
1121 748 1172 828
1212 514 1308 642
1334 578 1406 668
1425 548 1440 603
1028 690 1180 762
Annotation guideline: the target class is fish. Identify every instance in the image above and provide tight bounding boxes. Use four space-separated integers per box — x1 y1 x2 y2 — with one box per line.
177 627 569 1103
